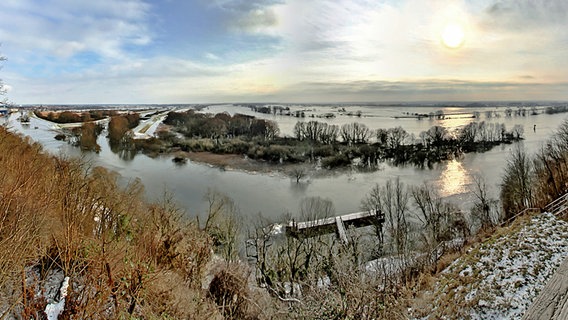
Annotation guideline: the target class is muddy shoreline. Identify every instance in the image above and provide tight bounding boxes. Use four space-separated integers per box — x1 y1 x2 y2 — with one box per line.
177 151 296 175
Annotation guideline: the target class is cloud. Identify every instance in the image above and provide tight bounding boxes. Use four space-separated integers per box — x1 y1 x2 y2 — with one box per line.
485 0 568 29
3 0 568 104
0 0 152 60
205 52 221 60
277 79 568 103
210 0 282 32
231 8 278 32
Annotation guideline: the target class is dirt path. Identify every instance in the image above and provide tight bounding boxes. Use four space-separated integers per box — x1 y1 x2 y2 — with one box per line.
523 256 568 319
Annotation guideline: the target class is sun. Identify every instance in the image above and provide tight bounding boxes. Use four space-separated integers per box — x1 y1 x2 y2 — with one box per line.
441 22 465 49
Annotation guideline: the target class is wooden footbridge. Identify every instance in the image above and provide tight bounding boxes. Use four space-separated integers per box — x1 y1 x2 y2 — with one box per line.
285 210 384 244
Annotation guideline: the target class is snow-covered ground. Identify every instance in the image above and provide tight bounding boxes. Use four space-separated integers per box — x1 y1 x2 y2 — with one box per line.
412 212 568 320
45 276 70 320
132 109 171 139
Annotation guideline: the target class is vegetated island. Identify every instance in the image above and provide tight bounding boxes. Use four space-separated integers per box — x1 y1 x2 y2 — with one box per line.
140 108 526 172
32 105 533 175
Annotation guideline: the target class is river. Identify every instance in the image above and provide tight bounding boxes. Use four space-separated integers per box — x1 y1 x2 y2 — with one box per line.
2 104 566 223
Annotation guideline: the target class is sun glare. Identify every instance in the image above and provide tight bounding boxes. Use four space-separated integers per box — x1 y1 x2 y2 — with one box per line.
441 23 465 49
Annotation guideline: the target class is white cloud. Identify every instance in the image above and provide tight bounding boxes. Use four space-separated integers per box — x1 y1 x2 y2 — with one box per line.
205 52 221 60
0 0 151 59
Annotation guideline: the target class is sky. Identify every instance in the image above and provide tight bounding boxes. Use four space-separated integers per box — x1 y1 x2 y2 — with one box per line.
0 0 567 104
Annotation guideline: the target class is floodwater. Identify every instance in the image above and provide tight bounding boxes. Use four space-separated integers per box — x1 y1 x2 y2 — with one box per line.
3 105 567 222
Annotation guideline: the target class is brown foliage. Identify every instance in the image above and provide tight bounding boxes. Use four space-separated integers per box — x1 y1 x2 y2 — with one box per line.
209 268 252 320
0 127 215 318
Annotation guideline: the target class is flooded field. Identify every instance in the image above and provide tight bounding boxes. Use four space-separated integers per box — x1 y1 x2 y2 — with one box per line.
4 104 567 222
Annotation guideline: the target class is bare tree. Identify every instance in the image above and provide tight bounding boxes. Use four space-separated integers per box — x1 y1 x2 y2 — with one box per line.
340 122 371 144
361 184 386 257
245 213 277 288
425 126 448 147
470 174 500 230
511 124 524 140
386 127 409 149
276 197 335 296
289 166 308 183
362 179 409 256
203 189 241 262
412 183 456 248
500 145 534 218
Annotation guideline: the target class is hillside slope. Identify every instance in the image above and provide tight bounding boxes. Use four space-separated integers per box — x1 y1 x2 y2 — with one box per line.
411 212 568 319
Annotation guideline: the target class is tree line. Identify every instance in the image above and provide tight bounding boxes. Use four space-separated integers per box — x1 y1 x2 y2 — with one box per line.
164 110 279 140
63 113 140 154
34 109 117 123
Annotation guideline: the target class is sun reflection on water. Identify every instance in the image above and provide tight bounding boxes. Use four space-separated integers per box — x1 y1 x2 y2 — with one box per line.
439 159 471 197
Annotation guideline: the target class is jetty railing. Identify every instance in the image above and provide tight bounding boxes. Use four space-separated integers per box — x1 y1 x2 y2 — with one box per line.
545 193 568 216
286 210 384 244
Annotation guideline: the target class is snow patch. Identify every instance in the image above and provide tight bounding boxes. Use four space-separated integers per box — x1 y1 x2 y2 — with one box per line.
45 276 70 320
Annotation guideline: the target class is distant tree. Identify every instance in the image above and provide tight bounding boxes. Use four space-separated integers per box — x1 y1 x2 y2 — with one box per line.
386 127 409 149
294 122 305 141
511 124 524 140
341 122 370 144
289 166 308 183
163 110 191 126
375 128 388 145
108 116 131 143
58 111 82 123
78 122 102 152
228 114 252 137
250 119 279 140
424 126 448 147
204 117 227 139
459 122 480 143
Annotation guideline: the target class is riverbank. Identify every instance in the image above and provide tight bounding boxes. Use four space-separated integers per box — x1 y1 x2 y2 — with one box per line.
183 151 285 173
176 150 332 181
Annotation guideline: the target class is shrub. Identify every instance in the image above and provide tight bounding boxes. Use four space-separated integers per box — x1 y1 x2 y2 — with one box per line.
322 153 351 168
208 267 256 320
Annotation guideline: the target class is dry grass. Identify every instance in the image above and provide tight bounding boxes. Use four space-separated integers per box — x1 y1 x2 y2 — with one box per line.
0 127 220 318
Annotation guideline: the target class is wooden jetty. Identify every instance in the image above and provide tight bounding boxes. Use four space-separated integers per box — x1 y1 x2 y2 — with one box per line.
286 210 384 244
